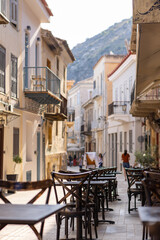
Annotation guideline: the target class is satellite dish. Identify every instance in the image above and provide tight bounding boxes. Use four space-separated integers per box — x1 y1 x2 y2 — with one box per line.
137 136 144 143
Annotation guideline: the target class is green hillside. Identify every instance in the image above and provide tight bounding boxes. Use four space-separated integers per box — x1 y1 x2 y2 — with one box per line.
67 18 132 82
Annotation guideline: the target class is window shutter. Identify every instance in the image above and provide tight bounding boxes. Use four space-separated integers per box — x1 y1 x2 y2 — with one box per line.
10 0 18 26
1 0 6 16
0 46 5 93
11 54 18 98
13 128 19 156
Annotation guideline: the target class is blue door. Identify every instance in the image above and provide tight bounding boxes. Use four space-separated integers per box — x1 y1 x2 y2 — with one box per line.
37 132 40 180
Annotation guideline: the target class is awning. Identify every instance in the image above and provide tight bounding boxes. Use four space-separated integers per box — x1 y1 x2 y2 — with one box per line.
136 23 160 98
44 113 67 121
0 110 20 124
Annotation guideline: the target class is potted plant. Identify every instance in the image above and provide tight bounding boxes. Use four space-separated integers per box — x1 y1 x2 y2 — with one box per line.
134 146 158 168
6 155 22 182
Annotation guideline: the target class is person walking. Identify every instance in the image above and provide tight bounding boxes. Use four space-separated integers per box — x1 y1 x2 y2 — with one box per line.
121 149 130 180
69 155 72 167
73 154 77 166
98 153 103 168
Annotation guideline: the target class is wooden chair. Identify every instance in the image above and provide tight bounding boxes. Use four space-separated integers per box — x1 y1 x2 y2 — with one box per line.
125 168 144 213
52 171 97 240
141 171 160 240
0 179 53 240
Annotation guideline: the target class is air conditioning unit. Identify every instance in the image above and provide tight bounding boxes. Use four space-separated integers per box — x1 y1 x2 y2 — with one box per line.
8 104 13 112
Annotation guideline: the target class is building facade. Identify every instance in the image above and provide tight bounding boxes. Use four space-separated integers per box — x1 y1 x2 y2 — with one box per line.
0 0 74 181
67 77 93 162
108 53 144 170
92 55 124 165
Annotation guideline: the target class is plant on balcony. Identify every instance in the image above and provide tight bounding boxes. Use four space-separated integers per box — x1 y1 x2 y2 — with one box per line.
6 155 22 182
13 155 22 173
134 146 158 168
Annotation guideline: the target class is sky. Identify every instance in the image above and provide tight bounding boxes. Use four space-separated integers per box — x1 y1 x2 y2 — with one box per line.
45 0 133 49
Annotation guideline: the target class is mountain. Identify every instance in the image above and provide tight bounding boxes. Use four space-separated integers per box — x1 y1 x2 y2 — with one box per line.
67 18 132 83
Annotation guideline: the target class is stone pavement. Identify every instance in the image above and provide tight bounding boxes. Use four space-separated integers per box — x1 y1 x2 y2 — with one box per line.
0 167 143 240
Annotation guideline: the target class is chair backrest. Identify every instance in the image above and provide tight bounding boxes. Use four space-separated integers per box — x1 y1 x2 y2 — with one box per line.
0 179 53 237
52 171 91 207
0 179 53 204
142 171 160 206
126 168 143 189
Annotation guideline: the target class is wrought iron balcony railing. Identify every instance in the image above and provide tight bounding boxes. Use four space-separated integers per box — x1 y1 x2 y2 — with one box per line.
44 95 67 121
108 101 131 116
23 67 61 105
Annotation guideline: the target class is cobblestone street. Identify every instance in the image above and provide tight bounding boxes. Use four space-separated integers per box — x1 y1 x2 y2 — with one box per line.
0 167 143 240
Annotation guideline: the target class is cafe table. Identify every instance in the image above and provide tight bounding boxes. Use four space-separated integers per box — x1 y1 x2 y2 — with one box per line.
58 180 115 229
0 203 66 240
138 206 160 240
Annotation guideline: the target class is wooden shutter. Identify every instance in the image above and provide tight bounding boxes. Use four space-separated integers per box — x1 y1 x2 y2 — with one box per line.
11 54 17 98
10 0 18 26
0 45 5 93
13 128 19 156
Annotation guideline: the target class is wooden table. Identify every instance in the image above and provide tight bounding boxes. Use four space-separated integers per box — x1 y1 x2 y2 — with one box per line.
0 203 66 240
138 207 160 240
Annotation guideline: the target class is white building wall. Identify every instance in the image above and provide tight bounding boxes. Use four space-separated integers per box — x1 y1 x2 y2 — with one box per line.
108 54 143 171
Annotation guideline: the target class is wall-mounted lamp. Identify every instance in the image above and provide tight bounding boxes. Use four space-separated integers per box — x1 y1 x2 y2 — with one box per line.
37 37 40 42
27 25 31 31
0 117 5 125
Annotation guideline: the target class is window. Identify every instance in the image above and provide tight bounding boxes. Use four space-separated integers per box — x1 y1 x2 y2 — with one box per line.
11 54 18 98
10 0 18 28
13 128 19 157
56 121 58 136
124 132 127 150
56 57 59 77
48 124 52 145
93 80 96 89
120 132 122 152
0 45 5 93
63 67 66 93
1 0 6 16
62 122 65 138
26 170 31 181
129 130 133 153
0 46 6 93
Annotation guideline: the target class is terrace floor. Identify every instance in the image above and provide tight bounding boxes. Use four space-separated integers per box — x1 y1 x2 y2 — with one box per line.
0 166 143 240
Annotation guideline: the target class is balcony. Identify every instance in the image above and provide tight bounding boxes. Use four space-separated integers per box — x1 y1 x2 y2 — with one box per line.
44 95 67 121
108 101 130 115
108 101 131 122
92 89 102 99
81 123 92 136
91 121 104 131
23 67 61 105
0 0 9 24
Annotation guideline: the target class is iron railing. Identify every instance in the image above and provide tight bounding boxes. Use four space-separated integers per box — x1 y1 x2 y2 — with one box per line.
23 67 60 97
108 101 130 116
